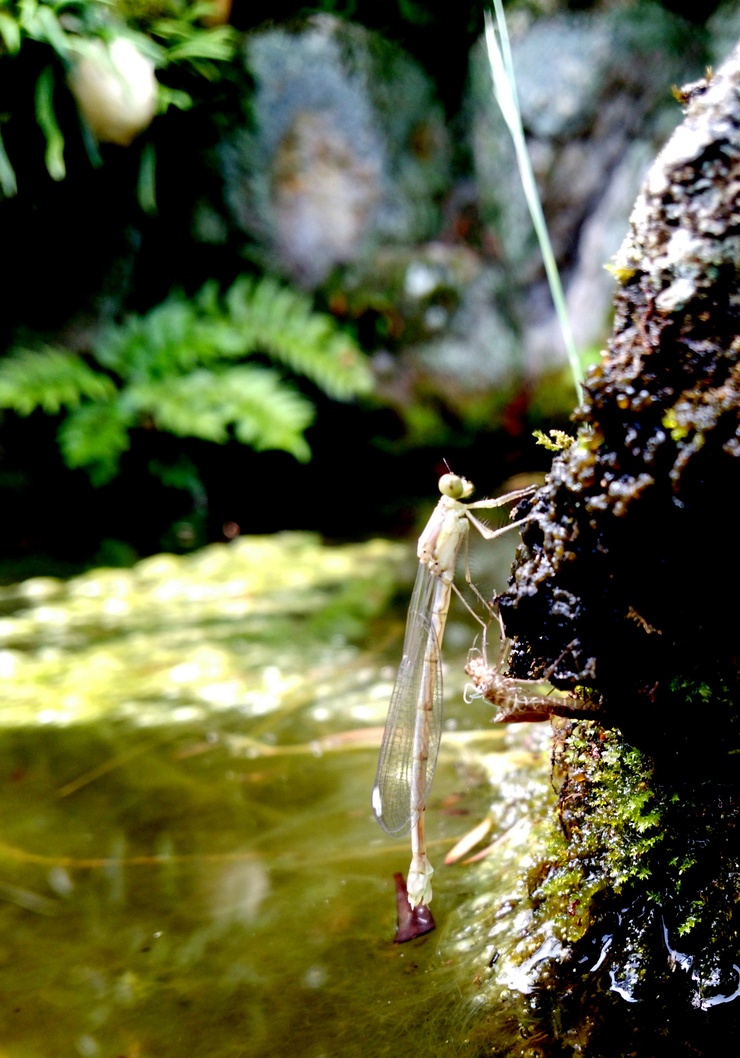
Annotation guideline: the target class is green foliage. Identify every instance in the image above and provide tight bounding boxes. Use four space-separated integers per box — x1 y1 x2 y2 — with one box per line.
57 400 131 484
0 275 374 484
129 366 315 453
34 62 66 179
0 0 236 195
0 346 116 413
145 2 235 76
529 725 665 946
533 427 574 452
221 278 373 401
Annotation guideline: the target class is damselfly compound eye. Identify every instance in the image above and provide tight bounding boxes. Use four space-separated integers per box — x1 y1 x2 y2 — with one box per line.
438 473 473 500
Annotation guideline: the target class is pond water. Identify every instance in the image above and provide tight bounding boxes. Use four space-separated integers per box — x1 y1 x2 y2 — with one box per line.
0 532 552 1058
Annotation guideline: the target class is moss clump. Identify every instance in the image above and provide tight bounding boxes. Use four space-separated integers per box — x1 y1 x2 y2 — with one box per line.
531 725 662 945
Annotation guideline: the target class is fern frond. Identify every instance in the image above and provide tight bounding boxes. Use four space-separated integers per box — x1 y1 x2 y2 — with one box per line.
3 274 368 482
128 366 314 462
94 296 215 379
223 276 374 400
95 276 373 404
0 347 116 415
227 367 314 461
57 402 133 485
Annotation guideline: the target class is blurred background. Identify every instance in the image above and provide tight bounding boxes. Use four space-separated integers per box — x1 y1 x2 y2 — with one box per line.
0 0 731 578
1 4 739 1057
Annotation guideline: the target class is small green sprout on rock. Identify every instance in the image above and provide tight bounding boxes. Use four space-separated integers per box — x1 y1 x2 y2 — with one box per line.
533 428 576 452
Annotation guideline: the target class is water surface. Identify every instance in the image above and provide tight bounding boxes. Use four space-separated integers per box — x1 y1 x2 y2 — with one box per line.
0 533 551 1057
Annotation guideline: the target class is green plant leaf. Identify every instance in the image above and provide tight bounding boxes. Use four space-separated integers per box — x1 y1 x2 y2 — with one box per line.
0 11 21 53
0 347 116 415
95 276 373 405
151 18 236 65
57 401 132 484
95 297 190 377
486 0 582 401
128 366 314 461
148 455 205 496
31 2 73 57
137 140 157 215
4 272 370 483
0 126 18 197
159 31 236 65
35 65 66 181
156 85 194 113
223 277 374 400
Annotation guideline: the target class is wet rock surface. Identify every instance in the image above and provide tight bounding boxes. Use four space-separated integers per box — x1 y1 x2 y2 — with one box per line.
486 37 740 1054
500 49 740 762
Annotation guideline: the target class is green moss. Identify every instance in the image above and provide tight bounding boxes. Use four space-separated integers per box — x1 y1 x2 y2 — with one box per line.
526 725 664 946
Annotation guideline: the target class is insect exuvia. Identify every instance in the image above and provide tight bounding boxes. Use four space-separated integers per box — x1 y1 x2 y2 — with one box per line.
465 620 600 724
371 472 535 942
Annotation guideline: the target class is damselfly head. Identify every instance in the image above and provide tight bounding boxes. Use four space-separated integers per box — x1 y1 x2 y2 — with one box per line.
438 473 474 500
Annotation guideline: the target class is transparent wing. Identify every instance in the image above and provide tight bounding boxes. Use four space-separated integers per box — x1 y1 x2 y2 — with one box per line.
372 562 444 835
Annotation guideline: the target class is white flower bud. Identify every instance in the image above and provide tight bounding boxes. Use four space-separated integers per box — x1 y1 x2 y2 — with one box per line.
68 37 157 147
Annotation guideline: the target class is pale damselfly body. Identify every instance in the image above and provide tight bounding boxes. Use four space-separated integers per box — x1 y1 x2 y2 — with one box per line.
372 472 534 941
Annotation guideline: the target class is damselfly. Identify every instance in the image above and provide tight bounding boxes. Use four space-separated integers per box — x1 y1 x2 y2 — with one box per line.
372 472 535 941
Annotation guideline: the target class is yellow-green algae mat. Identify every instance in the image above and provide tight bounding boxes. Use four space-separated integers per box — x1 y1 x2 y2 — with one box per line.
0 534 552 1058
